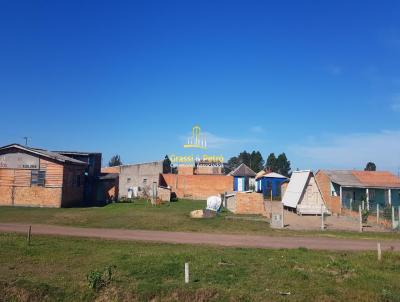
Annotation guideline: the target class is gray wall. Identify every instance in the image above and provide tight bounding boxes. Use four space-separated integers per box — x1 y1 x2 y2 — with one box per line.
119 161 163 199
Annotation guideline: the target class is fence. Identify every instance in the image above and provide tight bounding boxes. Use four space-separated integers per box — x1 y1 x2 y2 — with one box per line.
343 199 400 230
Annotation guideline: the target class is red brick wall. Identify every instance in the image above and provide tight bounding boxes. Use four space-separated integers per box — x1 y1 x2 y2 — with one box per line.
160 174 233 200
235 192 265 215
177 166 194 175
315 171 341 214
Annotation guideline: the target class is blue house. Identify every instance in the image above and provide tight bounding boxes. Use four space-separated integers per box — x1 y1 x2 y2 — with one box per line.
256 172 288 198
230 163 256 192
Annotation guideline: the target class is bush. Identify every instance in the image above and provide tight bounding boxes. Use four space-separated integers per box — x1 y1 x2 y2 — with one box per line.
361 209 369 224
87 265 116 291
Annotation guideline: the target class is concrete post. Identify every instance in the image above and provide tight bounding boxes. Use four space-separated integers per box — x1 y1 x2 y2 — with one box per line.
359 205 363 233
366 188 370 210
339 186 343 212
184 263 189 284
388 189 392 205
281 203 284 228
377 203 379 224
392 206 395 229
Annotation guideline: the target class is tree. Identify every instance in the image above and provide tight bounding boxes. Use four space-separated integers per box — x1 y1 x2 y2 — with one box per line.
163 155 177 174
265 153 277 172
225 156 240 174
249 151 264 172
224 150 265 174
364 162 376 171
276 153 291 177
108 155 122 167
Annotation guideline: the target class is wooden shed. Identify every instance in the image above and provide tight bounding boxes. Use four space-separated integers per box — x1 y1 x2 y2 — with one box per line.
230 163 256 192
0 144 87 207
282 170 329 215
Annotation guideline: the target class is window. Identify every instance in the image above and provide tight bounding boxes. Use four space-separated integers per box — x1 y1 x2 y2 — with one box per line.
31 170 45 187
369 189 375 200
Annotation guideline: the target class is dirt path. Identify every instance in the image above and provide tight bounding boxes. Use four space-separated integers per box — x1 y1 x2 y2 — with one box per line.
0 223 399 251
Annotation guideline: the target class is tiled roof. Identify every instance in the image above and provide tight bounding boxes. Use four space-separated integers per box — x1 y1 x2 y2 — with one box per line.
352 171 400 188
321 170 400 189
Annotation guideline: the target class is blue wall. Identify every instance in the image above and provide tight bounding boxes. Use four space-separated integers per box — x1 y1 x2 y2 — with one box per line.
256 177 287 197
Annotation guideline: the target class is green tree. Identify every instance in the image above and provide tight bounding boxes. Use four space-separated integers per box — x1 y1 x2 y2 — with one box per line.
108 155 122 167
225 150 264 173
250 151 264 172
163 155 172 173
224 156 240 174
276 153 291 177
364 162 376 171
265 153 277 172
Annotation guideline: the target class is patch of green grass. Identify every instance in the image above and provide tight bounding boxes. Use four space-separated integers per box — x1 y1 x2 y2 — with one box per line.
1 233 400 301
0 200 399 240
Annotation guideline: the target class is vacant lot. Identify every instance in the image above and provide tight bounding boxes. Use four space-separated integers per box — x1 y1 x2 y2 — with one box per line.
1 233 400 302
0 200 399 240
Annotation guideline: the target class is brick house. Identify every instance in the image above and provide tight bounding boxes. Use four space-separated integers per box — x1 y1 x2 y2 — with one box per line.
0 144 87 207
315 170 400 214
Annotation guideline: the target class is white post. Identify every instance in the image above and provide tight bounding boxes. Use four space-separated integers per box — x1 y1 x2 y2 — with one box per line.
392 207 395 230
377 243 382 262
388 189 392 205
366 188 370 210
184 263 189 284
321 205 324 231
281 203 284 228
350 198 353 211
377 203 379 224
359 205 363 233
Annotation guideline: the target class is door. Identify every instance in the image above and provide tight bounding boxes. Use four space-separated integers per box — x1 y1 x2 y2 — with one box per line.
237 178 244 191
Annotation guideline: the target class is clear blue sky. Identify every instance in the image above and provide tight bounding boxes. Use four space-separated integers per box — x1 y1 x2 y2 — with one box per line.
1 1 400 172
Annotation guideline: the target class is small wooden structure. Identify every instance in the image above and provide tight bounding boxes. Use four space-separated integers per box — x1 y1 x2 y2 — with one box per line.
282 170 329 215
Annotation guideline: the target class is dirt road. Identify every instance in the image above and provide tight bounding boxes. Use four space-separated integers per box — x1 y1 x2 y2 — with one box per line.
0 223 399 251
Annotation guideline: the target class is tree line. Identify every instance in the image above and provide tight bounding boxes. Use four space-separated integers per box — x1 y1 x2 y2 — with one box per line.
225 151 292 177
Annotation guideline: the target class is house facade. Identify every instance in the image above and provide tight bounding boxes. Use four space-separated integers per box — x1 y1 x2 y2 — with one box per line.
0 144 87 207
315 170 400 214
118 161 163 199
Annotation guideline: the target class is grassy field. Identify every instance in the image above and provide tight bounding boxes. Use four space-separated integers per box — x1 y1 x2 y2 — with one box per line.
1 233 400 302
0 199 400 240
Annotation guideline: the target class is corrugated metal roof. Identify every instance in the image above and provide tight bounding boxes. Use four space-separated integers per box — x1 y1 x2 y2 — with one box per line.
322 170 363 187
0 144 87 165
230 163 256 177
282 170 311 208
263 172 288 179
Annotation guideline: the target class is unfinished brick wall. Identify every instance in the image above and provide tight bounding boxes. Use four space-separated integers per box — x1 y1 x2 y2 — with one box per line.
315 171 341 214
235 192 266 215
14 187 62 207
158 186 171 201
177 166 194 175
160 174 233 200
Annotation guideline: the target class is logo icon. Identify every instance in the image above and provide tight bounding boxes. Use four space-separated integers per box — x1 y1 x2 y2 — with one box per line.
183 125 207 149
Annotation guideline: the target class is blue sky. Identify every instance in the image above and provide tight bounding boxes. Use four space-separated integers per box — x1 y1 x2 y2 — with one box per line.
1 0 400 172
